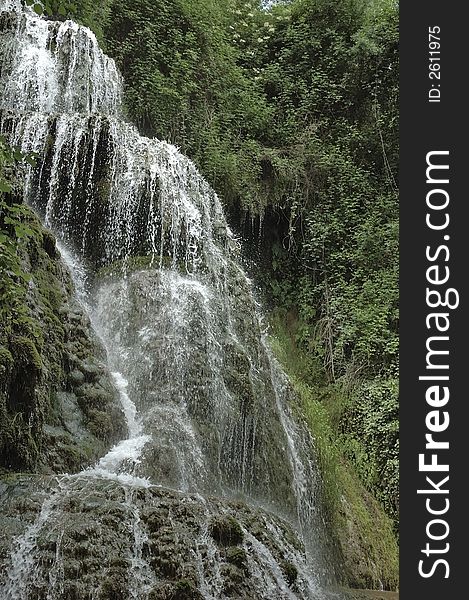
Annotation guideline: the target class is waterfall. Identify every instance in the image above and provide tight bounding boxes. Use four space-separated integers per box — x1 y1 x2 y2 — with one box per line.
0 3 341 598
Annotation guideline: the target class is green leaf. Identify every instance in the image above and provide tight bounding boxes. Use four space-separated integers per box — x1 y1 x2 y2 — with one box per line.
34 3 44 16
14 225 27 239
15 225 34 238
0 181 12 193
25 156 36 167
6 204 26 215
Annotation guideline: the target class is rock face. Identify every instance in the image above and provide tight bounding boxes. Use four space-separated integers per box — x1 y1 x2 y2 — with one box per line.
0 475 330 600
0 208 126 473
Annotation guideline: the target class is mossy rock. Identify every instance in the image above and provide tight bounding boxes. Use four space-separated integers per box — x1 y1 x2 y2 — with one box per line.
68 369 85 386
10 336 42 373
0 347 13 377
148 583 193 600
61 582 81 600
220 562 245 594
269 313 399 590
41 230 58 258
142 509 164 533
76 384 113 410
0 202 124 473
171 579 204 600
225 546 248 571
281 560 298 585
149 554 179 579
209 515 243 546
97 568 128 600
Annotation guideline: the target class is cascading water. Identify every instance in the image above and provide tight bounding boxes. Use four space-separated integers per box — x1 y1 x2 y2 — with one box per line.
0 3 343 598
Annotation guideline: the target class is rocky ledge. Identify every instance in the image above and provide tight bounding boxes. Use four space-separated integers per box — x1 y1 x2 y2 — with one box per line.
0 205 126 474
0 474 344 600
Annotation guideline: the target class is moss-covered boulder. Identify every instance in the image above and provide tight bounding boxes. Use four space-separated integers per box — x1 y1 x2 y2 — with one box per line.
0 479 323 600
209 515 243 546
0 204 125 474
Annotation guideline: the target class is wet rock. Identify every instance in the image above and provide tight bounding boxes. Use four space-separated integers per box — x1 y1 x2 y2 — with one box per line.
0 211 125 474
142 507 164 533
0 476 321 599
225 546 248 571
42 230 58 258
97 568 129 600
281 560 299 585
69 369 85 386
171 579 204 600
209 515 243 546
220 562 245 594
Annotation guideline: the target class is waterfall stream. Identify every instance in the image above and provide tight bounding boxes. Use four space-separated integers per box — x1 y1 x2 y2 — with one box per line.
0 3 342 598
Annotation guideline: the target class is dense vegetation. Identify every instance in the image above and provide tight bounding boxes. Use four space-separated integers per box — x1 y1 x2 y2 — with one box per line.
3 0 399 586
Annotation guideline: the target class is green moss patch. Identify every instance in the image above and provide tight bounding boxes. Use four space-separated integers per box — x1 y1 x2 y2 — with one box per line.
268 310 398 590
209 515 244 547
1 201 124 473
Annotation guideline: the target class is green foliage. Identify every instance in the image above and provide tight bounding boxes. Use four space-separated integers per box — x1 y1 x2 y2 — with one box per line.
0 189 66 470
1 137 47 470
0 136 37 330
259 5 399 534
1 134 36 192
340 377 399 523
269 311 398 589
105 0 272 211
25 0 72 18
255 0 399 376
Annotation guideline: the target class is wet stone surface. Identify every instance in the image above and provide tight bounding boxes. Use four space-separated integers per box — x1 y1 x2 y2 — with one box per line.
0 476 341 600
